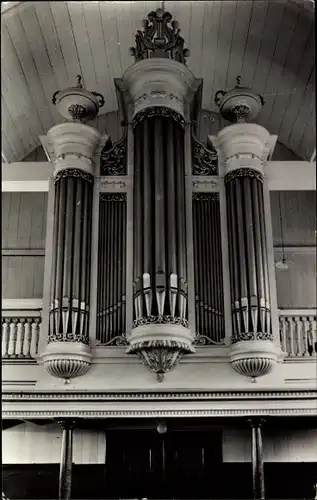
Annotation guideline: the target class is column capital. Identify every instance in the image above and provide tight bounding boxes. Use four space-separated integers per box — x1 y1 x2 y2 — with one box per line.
116 58 201 120
56 419 76 431
42 122 106 177
210 124 277 177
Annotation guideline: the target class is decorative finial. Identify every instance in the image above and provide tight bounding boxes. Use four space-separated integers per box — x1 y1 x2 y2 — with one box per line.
214 75 265 124
52 75 105 123
76 75 83 88
129 7 190 64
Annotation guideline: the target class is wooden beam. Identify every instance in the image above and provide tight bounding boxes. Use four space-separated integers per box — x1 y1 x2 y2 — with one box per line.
1 161 52 191
267 161 316 190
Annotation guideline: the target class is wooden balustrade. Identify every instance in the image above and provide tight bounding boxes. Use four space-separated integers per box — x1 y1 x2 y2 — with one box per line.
2 316 41 359
279 310 317 357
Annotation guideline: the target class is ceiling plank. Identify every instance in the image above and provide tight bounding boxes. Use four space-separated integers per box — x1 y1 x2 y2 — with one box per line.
1 98 25 160
240 1 269 88
200 0 222 110
287 85 315 157
268 6 312 137
68 2 98 92
1 37 39 156
225 0 253 90
115 1 136 74
259 2 299 131
252 1 286 97
49 1 82 84
18 3 61 124
98 1 123 80
187 0 204 79
210 1 237 111
34 2 69 90
4 13 54 133
83 1 117 112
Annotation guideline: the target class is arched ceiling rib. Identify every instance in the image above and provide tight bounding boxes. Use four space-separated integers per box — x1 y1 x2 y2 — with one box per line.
1 0 315 162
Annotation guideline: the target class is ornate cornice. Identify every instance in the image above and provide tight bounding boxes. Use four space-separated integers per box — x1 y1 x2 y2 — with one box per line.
3 390 316 401
2 408 316 418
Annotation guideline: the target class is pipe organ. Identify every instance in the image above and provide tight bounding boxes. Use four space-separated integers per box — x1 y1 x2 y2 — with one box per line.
42 6 280 383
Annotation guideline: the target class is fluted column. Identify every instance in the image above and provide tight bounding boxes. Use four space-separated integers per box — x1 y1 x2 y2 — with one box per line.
248 418 265 500
213 123 280 378
41 122 102 381
58 419 75 500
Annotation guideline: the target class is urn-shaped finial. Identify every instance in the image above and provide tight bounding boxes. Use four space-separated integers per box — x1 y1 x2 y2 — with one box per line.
52 75 105 123
214 76 265 123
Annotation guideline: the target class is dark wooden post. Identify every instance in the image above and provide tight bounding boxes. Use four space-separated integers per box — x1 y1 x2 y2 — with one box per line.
248 418 266 500
58 420 75 500
257 420 265 500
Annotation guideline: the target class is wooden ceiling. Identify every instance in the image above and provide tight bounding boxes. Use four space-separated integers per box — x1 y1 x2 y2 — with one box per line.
1 0 315 162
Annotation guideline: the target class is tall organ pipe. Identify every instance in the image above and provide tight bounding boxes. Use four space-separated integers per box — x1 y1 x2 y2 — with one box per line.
49 173 93 344
132 109 188 326
225 170 272 342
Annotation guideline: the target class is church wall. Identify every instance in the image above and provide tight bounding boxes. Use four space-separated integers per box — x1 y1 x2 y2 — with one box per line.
2 192 47 299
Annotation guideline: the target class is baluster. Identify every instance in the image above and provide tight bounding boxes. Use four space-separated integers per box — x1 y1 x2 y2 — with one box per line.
17 318 26 358
30 318 40 358
2 318 10 358
279 315 287 354
289 317 296 357
8 318 18 358
24 318 33 358
309 316 317 357
302 317 310 357
295 317 302 356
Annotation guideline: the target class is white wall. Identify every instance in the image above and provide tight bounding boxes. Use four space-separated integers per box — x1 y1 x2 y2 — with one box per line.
2 422 106 464
222 428 317 462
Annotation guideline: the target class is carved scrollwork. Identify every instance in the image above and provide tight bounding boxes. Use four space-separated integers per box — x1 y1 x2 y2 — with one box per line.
225 168 263 184
54 168 94 184
129 8 190 65
99 335 129 346
133 106 185 127
133 315 189 329
100 132 127 176
231 331 274 344
192 135 218 175
127 340 195 382
193 335 225 346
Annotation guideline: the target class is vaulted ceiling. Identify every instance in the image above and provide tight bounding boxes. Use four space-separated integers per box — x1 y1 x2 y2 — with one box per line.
1 0 315 163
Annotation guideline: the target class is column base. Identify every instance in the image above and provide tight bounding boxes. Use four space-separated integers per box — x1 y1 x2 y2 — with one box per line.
126 323 195 381
229 339 280 378
41 341 92 381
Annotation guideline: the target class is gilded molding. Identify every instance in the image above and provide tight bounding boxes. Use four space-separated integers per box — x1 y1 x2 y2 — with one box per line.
192 192 220 202
133 315 189 329
132 106 185 127
99 193 127 202
192 176 219 191
54 168 94 184
224 167 264 184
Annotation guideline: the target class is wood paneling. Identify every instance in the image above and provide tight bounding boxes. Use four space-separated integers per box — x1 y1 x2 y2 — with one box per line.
2 422 106 464
2 1 315 163
223 428 317 463
270 191 316 247
2 192 47 299
2 192 47 248
274 249 316 308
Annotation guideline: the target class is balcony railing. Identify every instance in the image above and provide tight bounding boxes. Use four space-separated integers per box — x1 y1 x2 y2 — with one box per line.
1 301 316 360
279 310 317 358
1 300 42 360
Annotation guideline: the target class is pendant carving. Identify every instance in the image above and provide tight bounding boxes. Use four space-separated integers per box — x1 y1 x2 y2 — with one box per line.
100 133 127 176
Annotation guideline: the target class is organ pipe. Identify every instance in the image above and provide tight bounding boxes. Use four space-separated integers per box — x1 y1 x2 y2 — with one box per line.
192 193 225 343
96 193 127 344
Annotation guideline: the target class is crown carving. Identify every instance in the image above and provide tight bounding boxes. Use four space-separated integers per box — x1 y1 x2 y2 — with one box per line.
129 8 190 64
